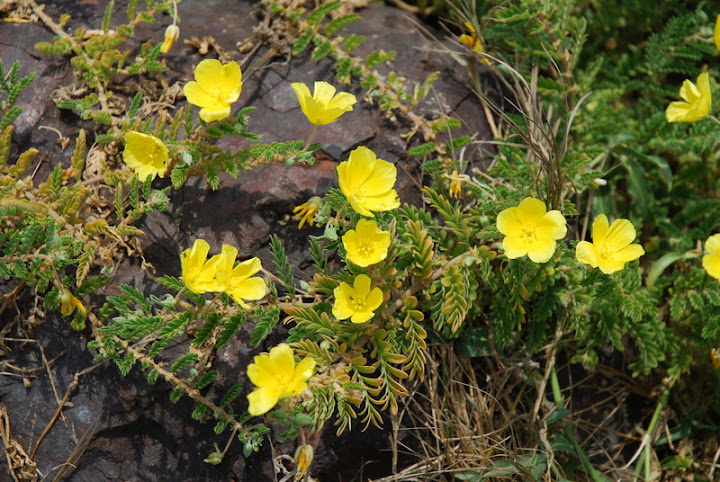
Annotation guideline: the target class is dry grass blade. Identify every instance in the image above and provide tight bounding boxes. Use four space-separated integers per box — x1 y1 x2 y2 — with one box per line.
1 405 39 482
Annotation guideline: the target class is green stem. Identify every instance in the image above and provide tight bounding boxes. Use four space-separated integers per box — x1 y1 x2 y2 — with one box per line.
633 386 671 481
550 367 604 482
304 125 319 151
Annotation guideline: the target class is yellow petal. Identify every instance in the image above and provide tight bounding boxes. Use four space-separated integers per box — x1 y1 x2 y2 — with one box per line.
501 235 529 259
183 81 216 108
604 218 637 251
350 309 375 324
705 233 720 256
247 386 281 416
313 81 337 104
535 210 568 240
327 91 357 111
344 146 376 189
678 78 701 103
516 197 547 225
591 214 610 244
285 357 316 395
614 244 645 263
353 274 372 297
199 105 231 123
576 240 599 268
332 282 354 320
227 277 267 305
496 207 522 236
291 82 311 114
665 101 692 123
702 253 720 280
362 158 397 196
526 239 557 263
365 286 384 312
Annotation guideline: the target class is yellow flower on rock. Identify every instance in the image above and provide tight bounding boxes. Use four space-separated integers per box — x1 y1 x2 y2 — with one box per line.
59 289 86 317
180 239 224 294
665 72 712 123
576 214 645 274
212 244 267 307
333 274 384 323
337 146 400 217
459 23 490 64
291 81 357 126
702 233 720 280
160 24 180 53
714 15 720 51
496 197 567 263
246 344 316 416
122 131 169 181
293 196 322 228
342 219 391 267
183 59 242 122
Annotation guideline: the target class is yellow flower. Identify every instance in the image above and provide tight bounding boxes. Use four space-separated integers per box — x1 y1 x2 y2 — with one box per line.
59 289 86 317
180 239 224 294
246 344 316 416
337 146 400 217
291 81 357 126
122 131 169 181
183 59 243 123
332 274 384 323
496 197 567 263
714 15 720 51
665 72 712 123
160 24 180 53
212 244 267 307
459 23 490 64
702 233 720 280
576 214 645 274
342 219 391 267
293 196 322 228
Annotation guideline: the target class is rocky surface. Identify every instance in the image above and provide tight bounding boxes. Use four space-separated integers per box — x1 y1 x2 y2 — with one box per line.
0 0 490 480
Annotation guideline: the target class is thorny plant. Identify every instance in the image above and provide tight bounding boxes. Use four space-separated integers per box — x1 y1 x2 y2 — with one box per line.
4 0 720 481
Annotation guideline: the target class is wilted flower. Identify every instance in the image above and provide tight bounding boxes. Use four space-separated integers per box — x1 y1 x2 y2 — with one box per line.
59 289 85 317
665 72 712 123
496 197 567 263
293 196 322 228
459 22 490 63
180 239 223 294
183 59 243 122
212 244 267 307
576 214 645 274
291 81 357 126
702 233 720 280
342 219 391 267
294 444 314 481
122 131 169 181
444 170 470 198
337 146 400 217
246 344 316 416
160 24 180 53
333 274 384 323
711 348 720 370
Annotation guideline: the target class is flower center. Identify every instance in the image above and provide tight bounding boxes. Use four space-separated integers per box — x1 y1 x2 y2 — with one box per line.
599 245 615 261
348 294 367 312
357 241 373 259
522 225 537 243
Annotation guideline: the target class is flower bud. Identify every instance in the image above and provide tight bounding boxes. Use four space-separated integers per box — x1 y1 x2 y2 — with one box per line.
160 25 180 53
